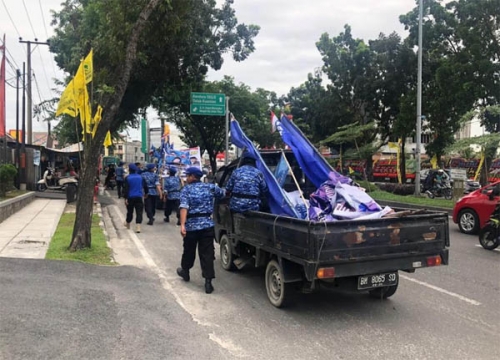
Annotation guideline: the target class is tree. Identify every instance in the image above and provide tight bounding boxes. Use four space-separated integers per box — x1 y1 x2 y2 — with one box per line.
156 76 276 171
49 0 259 249
316 25 379 177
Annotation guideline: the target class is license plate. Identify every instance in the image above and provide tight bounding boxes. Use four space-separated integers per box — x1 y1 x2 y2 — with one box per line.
358 272 398 290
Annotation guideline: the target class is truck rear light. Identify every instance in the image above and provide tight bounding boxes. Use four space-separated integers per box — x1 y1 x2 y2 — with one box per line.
426 255 442 267
317 267 335 279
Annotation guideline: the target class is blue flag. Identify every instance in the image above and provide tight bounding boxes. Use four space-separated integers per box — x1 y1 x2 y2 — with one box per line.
277 115 349 188
274 152 289 187
230 119 299 218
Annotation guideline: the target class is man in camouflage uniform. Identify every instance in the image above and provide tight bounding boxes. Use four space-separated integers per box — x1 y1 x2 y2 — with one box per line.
177 167 225 294
163 166 183 225
226 155 268 213
142 163 163 225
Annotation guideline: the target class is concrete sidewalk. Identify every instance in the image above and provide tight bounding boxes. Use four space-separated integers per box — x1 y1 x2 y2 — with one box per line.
0 198 66 259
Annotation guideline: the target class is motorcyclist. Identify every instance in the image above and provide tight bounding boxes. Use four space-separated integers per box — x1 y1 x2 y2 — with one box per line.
432 169 448 194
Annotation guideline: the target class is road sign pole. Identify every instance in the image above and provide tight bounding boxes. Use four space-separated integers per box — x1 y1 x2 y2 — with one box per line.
225 96 230 166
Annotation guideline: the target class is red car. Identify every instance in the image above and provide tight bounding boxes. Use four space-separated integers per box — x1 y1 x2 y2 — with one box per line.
453 181 500 234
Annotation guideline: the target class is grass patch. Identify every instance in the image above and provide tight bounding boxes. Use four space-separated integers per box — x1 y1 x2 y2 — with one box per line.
46 213 115 265
370 190 455 209
0 189 28 201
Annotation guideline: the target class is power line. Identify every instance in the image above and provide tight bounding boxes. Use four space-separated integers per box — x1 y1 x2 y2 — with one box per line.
37 0 58 79
1 0 23 41
22 0 38 39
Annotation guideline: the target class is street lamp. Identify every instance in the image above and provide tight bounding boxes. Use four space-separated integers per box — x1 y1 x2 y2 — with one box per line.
415 0 424 195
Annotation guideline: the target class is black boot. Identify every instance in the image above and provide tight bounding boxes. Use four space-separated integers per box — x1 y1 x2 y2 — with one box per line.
176 268 190 282
164 217 169 223
205 278 214 294
147 218 154 225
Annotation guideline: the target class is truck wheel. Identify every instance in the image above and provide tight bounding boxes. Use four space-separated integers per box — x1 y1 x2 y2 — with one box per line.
219 234 236 271
265 259 292 308
369 274 399 299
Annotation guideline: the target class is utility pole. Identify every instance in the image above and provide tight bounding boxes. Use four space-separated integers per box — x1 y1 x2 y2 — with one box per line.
20 62 26 190
15 69 20 171
19 38 50 145
225 96 230 165
415 0 423 195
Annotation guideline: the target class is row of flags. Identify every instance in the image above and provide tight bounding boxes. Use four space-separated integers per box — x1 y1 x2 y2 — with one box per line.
55 49 112 147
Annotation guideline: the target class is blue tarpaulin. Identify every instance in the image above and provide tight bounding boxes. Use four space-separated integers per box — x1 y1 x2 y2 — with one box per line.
230 119 299 218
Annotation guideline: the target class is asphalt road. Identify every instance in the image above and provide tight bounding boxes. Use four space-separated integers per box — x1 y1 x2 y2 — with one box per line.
101 191 500 359
1 191 499 359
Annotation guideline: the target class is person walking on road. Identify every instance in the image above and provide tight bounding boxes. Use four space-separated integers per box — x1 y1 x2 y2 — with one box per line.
163 166 183 225
177 167 225 294
115 161 125 198
226 154 268 213
142 163 163 225
123 164 148 233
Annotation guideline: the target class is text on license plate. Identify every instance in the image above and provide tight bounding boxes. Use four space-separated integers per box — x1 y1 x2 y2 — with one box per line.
358 272 398 290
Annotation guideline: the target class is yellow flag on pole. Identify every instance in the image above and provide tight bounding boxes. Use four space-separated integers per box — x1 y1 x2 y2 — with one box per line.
82 49 93 84
91 105 103 138
74 59 92 134
475 151 484 181
55 79 77 117
103 130 112 147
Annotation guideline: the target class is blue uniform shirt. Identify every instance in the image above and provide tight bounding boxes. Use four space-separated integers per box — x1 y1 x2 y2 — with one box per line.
180 182 225 231
226 165 268 212
142 171 160 196
163 176 182 200
124 173 148 199
115 166 125 181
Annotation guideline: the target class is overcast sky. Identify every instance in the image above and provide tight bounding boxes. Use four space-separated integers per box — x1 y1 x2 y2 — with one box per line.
1 0 418 137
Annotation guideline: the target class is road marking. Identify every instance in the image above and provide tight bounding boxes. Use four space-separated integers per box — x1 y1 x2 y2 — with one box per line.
400 274 481 306
475 244 500 252
112 205 247 358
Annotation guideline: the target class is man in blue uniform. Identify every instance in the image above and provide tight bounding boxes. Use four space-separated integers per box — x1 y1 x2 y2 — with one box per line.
142 163 163 225
226 155 268 213
163 166 183 225
123 164 148 233
115 161 125 198
177 167 225 294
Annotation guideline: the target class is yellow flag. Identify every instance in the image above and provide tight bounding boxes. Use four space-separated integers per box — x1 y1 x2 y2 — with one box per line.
74 60 92 134
82 49 93 84
430 155 438 169
388 142 399 150
475 151 484 181
104 130 112 147
91 105 103 138
55 79 77 117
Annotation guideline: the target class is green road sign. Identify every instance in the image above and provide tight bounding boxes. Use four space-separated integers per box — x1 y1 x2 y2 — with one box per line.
190 92 226 116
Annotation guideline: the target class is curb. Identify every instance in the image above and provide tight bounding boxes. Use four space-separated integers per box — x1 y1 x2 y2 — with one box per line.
376 200 453 216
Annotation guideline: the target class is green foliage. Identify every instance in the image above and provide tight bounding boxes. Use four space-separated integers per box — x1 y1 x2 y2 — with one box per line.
356 180 379 193
0 164 17 197
370 190 454 209
156 76 274 171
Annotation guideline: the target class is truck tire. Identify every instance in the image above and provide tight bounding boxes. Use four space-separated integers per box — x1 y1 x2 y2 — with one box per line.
219 234 236 271
369 273 399 299
265 259 293 308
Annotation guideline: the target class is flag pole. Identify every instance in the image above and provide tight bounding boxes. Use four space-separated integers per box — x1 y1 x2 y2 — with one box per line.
280 150 308 209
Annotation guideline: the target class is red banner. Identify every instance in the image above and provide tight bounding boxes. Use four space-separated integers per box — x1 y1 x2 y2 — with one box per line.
0 35 5 137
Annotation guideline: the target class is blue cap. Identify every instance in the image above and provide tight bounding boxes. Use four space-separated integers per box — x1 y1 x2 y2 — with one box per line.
185 167 203 178
128 164 138 173
169 166 178 174
146 163 156 170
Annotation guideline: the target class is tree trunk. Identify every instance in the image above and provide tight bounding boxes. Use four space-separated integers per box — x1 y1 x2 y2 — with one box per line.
70 0 162 250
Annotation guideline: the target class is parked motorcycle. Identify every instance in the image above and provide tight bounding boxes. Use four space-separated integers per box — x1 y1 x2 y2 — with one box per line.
425 180 453 200
478 202 500 250
37 168 78 192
